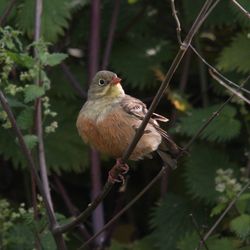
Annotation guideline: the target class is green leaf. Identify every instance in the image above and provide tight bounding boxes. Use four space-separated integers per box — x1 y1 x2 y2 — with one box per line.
24 85 45 103
217 33 250 74
23 134 38 149
17 0 71 42
176 104 241 142
184 144 238 203
210 202 227 217
16 108 34 130
230 214 250 239
150 194 193 250
6 51 35 68
41 52 68 66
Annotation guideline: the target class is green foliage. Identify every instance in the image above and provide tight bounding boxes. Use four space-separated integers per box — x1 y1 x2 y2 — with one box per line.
16 107 34 130
150 194 193 250
184 144 238 203
176 104 241 143
17 0 71 42
230 214 250 240
40 52 68 66
23 134 38 150
217 33 250 74
24 85 45 103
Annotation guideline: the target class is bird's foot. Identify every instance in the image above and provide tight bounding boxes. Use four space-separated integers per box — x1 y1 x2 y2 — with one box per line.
108 158 129 184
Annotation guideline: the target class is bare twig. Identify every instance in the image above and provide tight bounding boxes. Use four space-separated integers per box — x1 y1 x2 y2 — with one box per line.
0 0 16 26
196 181 250 250
60 63 87 99
170 0 182 44
78 166 168 250
101 0 121 69
231 0 250 19
209 70 250 105
54 0 221 235
190 214 209 250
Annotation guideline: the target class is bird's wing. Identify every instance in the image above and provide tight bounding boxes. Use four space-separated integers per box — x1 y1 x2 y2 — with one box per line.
120 95 181 158
120 95 169 124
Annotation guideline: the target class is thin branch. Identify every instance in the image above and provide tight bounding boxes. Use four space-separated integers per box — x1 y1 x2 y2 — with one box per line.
170 0 182 44
231 0 250 19
209 70 250 105
54 0 221 235
78 166 168 250
0 0 16 26
190 214 209 250
190 45 250 95
60 63 87 99
101 0 121 69
196 181 250 250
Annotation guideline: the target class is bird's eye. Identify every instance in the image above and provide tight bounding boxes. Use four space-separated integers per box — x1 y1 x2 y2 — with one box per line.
98 79 105 86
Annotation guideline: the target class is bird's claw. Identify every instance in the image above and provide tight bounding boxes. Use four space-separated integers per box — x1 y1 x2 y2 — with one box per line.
108 158 129 184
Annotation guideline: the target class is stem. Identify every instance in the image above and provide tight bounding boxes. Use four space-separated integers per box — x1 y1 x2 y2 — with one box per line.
0 0 16 26
101 0 121 69
88 0 105 246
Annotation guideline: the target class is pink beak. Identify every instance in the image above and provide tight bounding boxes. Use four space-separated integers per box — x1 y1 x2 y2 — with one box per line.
110 76 122 85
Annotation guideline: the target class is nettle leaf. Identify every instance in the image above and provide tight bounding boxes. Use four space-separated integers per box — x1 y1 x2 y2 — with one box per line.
16 108 34 130
184 144 238 203
230 0 250 27
176 104 241 142
24 85 45 103
217 33 250 74
110 37 173 89
6 51 35 68
41 52 68 66
230 214 250 239
150 193 193 250
17 0 71 42
23 134 38 150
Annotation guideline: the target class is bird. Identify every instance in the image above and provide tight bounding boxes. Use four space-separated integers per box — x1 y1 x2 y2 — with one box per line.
76 70 180 182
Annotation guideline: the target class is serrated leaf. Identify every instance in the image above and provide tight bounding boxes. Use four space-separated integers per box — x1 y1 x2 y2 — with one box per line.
210 202 227 217
41 52 68 66
17 0 71 42
6 51 35 68
110 37 173 89
177 104 241 142
24 85 45 103
23 134 38 149
217 33 250 74
185 144 238 203
230 214 250 239
150 194 193 250
16 108 34 130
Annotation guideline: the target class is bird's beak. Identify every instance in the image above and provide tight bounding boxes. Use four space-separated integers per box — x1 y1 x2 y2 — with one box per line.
110 76 122 85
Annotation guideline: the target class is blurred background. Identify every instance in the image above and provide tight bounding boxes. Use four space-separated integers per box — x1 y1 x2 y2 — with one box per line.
0 0 250 249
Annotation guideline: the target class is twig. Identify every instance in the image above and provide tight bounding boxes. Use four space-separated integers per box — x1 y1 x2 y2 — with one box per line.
60 63 87 99
78 166 168 250
101 0 121 69
54 0 221 235
0 0 16 26
231 0 250 19
190 214 209 250
209 70 250 105
196 181 250 250
190 45 250 95
170 0 182 44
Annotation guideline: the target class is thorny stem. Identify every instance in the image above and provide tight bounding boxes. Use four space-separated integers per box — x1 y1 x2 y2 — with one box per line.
54 0 221 235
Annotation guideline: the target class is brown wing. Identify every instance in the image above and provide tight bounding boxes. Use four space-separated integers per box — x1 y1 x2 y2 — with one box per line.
120 95 181 158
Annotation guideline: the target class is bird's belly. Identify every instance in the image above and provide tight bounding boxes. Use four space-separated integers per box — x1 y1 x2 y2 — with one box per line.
76 111 162 160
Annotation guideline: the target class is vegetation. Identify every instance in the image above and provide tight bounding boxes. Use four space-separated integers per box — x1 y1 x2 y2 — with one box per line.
0 0 249 249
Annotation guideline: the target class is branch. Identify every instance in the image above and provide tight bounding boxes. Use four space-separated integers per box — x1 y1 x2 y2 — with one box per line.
231 0 250 19
196 180 250 250
78 166 168 250
54 0 221 235
60 63 87 99
101 0 121 69
0 0 16 26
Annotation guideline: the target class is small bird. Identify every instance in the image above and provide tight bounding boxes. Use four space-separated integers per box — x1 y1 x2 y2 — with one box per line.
76 70 180 181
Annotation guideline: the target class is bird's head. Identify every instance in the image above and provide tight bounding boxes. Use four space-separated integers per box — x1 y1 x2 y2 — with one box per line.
87 70 124 100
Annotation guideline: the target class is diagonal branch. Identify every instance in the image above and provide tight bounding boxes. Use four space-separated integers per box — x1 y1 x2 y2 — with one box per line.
0 0 16 26
231 0 250 19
